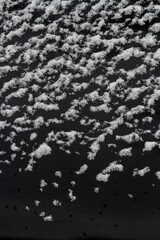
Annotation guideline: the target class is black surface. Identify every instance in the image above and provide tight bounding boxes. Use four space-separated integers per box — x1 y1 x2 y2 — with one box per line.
1 0 160 239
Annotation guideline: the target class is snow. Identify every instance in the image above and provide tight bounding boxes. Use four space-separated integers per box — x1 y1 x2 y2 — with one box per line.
96 173 110 182
155 130 160 139
53 200 62 206
11 143 20 152
116 133 141 143
119 147 132 157
25 206 30 211
52 182 59 188
133 167 150 177
34 102 59 111
32 143 51 159
40 179 47 188
6 88 27 100
39 212 45 217
150 23 160 33
68 189 76 202
43 215 53 222
96 161 123 182
0 0 160 222
155 171 160 180
40 179 47 191
30 133 37 141
140 34 156 48
154 49 160 60
115 47 144 61
39 212 53 221
33 117 44 129
94 187 100 193
75 164 88 175
143 141 157 152
55 171 62 178
0 121 7 129
126 87 146 101
35 200 40 206
128 194 133 198
70 181 76 187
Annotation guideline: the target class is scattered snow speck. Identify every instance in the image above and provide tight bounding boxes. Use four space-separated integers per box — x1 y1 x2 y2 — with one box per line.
35 200 40 206
53 200 62 207
155 171 160 180
52 182 59 188
75 164 88 175
94 187 100 193
133 167 150 177
43 215 53 222
128 194 133 198
70 181 76 187
55 171 62 178
68 189 76 202
25 206 30 211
